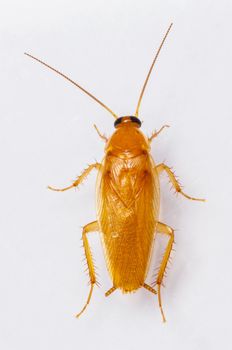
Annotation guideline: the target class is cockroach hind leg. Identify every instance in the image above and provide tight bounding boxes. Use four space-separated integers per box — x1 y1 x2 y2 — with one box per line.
76 221 99 318
155 221 175 323
105 286 117 297
143 283 157 294
76 284 94 318
157 284 166 323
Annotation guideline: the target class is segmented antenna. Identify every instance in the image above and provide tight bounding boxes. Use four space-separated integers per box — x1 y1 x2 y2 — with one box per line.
135 23 173 117
24 52 118 119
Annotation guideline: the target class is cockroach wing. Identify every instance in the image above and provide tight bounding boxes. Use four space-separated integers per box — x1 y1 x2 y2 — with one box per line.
96 153 160 292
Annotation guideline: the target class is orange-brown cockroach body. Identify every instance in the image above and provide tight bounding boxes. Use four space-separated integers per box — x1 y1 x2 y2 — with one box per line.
25 23 205 322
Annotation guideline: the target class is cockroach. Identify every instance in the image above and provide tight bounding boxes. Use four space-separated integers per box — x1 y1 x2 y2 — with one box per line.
25 23 205 322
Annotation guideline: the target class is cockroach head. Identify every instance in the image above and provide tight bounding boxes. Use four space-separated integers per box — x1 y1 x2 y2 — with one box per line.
114 116 141 128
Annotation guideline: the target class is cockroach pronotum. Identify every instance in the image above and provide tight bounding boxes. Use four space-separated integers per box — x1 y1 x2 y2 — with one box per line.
25 23 205 322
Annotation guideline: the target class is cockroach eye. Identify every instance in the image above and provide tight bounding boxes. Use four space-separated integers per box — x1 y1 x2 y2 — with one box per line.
114 116 142 128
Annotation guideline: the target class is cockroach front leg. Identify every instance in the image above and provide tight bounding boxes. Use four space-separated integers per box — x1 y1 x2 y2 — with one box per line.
155 221 174 323
156 163 205 201
94 124 108 142
48 162 101 192
76 220 99 318
148 125 169 142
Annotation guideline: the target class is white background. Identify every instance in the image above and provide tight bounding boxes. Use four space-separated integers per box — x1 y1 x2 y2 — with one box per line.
1 1 232 349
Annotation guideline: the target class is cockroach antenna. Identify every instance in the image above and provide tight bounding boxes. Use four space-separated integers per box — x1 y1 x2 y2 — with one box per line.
24 52 119 119
135 23 173 117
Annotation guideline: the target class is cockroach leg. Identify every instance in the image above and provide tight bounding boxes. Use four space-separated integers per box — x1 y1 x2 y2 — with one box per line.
48 163 101 192
143 283 157 294
94 124 108 142
76 221 99 318
156 163 205 202
155 221 174 323
105 286 117 297
148 125 170 142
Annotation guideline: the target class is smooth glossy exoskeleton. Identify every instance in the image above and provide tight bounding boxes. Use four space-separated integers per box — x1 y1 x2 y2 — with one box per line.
25 23 205 322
